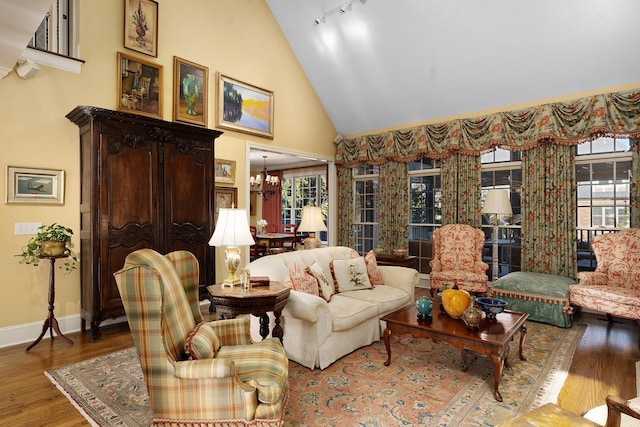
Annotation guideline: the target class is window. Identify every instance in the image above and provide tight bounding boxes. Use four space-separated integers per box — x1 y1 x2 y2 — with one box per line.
353 165 379 254
576 137 631 271
23 0 82 74
408 158 441 274
281 170 328 241
481 155 522 280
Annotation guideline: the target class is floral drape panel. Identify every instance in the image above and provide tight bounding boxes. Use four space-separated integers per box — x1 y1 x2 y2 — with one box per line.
336 166 353 246
379 161 409 251
522 144 577 278
633 138 640 228
441 154 482 227
337 88 640 167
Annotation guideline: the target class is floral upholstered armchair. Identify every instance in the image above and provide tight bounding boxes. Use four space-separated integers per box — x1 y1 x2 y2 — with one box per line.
429 224 489 295
114 249 288 426
569 228 640 324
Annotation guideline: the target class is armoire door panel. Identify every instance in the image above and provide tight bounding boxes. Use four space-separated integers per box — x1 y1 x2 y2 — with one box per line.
103 136 159 229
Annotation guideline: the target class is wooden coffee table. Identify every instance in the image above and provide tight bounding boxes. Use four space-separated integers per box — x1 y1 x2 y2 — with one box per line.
382 303 528 402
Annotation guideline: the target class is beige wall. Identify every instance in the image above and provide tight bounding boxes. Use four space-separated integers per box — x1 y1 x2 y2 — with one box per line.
0 0 337 332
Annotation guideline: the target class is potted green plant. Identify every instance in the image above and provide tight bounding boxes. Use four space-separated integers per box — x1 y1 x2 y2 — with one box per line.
16 223 78 273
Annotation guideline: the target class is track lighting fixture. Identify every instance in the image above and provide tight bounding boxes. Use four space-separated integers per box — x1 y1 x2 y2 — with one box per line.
313 0 366 25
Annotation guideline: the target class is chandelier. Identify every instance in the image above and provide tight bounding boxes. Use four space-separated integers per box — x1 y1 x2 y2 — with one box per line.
250 155 280 200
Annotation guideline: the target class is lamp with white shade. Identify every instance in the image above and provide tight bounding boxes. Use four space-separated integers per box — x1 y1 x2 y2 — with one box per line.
482 189 512 282
297 205 327 249
208 208 255 286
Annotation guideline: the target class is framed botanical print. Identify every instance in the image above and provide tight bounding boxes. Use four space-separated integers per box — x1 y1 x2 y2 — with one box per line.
124 0 159 57
173 56 208 127
117 52 163 119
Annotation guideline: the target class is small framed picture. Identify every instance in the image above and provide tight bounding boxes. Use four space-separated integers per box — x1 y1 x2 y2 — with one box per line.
117 52 163 119
6 166 65 205
173 56 208 127
124 0 158 57
215 187 238 223
217 73 274 139
215 158 236 186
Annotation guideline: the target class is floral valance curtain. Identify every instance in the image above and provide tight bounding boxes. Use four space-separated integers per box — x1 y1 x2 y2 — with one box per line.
337 88 640 166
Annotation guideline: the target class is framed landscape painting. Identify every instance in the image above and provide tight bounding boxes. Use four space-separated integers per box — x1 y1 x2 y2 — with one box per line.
173 56 208 127
6 166 65 205
124 0 158 57
117 52 163 119
214 158 236 185
217 73 274 139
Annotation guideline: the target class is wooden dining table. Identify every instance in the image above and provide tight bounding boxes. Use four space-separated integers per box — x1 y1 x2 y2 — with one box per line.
255 233 296 251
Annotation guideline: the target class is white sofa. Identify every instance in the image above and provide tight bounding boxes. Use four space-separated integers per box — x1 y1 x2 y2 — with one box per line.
245 246 419 370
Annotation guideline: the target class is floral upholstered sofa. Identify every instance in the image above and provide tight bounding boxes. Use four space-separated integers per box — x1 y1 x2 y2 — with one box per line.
245 246 419 369
569 228 640 322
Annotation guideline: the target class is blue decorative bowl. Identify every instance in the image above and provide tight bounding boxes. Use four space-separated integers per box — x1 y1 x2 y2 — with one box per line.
476 297 508 320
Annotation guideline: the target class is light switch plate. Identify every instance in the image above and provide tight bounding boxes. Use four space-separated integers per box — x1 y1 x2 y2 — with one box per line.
15 222 42 235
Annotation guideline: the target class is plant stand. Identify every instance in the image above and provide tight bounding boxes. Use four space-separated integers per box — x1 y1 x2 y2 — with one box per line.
26 255 74 351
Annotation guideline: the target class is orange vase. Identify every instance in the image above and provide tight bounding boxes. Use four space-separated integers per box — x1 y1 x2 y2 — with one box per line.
441 288 470 319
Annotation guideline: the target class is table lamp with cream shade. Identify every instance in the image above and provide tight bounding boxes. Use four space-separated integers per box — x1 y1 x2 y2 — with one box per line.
209 208 255 286
297 205 327 249
482 189 512 282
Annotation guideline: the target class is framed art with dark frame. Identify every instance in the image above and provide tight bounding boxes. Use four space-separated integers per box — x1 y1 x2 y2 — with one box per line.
117 52 163 119
124 0 158 57
173 56 208 127
215 158 236 186
215 187 238 223
6 166 65 205
217 73 274 139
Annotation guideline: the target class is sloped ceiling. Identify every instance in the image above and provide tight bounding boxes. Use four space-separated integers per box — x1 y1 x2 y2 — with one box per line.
0 0 53 78
266 0 640 137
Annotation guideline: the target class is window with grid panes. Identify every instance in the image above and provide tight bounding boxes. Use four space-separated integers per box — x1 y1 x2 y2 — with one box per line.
281 171 328 242
480 150 522 281
353 165 379 254
408 158 441 274
575 137 631 271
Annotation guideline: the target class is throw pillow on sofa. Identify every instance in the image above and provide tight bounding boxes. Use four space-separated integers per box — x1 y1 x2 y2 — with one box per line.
307 261 335 301
284 263 319 296
365 250 384 286
331 257 373 293
185 322 221 360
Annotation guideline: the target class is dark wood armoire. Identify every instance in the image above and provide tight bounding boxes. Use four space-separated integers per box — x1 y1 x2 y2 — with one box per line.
67 106 222 340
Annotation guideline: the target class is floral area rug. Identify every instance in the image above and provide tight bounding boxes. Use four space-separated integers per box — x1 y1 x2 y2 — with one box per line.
45 321 585 427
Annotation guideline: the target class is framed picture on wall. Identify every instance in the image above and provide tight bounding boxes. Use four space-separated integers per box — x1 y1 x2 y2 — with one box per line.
124 0 159 57
215 158 236 185
173 56 208 127
117 52 163 119
216 73 274 139
215 187 238 223
6 166 65 205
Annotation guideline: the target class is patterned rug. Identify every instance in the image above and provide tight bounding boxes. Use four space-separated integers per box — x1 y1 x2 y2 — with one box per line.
45 321 585 426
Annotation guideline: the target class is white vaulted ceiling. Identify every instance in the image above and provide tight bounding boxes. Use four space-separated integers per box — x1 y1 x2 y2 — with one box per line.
266 0 640 136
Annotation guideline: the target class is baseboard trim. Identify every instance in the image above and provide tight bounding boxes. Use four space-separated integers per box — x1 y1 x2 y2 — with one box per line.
0 314 83 349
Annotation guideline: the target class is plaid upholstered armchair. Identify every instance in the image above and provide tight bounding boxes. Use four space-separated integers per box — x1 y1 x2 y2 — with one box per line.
429 224 489 295
114 249 288 426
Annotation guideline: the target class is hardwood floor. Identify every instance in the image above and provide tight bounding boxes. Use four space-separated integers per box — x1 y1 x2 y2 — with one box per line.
0 305 638 426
